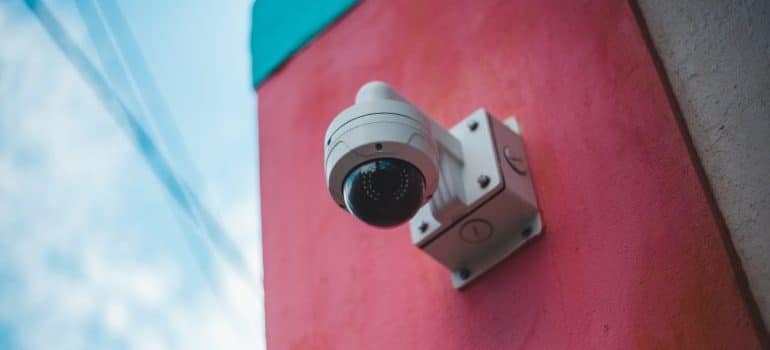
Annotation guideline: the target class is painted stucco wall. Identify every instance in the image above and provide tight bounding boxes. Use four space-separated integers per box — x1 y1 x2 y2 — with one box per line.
638 0 770 329
257 1 764 348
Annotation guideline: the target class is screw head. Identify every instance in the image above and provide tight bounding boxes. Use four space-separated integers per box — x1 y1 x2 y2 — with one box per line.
418 222 429 233
521 226 533 238
468 120 479 131
458 269 471 280
477 175 490 188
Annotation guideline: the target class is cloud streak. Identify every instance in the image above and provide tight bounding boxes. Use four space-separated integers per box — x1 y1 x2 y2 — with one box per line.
0 2 264 349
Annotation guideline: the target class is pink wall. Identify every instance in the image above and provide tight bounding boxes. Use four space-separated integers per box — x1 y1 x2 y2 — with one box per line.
257 0 762 348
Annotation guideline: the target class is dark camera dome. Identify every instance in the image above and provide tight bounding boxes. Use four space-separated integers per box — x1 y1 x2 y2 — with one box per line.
343 158 426 228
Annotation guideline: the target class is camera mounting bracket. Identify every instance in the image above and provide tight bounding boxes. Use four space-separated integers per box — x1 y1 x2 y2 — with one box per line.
409 109 542 289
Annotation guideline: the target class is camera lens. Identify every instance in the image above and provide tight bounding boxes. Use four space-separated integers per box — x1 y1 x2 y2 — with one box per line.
343 158 426 227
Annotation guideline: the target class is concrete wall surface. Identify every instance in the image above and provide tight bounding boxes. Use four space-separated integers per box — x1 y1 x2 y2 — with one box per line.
638 0 770 329
257 0 765 348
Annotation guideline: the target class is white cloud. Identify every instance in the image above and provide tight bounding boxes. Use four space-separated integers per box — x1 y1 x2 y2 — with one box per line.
0 3 264 349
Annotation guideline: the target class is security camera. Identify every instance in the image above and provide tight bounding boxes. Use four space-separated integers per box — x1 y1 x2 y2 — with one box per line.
324 81 542 288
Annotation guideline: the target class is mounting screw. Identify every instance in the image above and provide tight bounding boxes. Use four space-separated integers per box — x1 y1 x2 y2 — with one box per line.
458 269 471 280
477 175 490 188
521 226 533 238
419 222 429 233
468 120 479 131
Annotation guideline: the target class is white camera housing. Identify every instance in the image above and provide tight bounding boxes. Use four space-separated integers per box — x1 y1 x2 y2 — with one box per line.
324 81 542 288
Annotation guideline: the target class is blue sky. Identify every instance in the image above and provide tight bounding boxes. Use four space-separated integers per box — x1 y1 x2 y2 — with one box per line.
0 0 263 349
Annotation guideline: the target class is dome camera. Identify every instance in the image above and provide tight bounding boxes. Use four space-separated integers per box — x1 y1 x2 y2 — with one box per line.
324 81 440 227
324 81 543 289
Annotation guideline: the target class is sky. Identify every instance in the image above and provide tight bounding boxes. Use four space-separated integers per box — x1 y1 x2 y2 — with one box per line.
0 0 263 349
